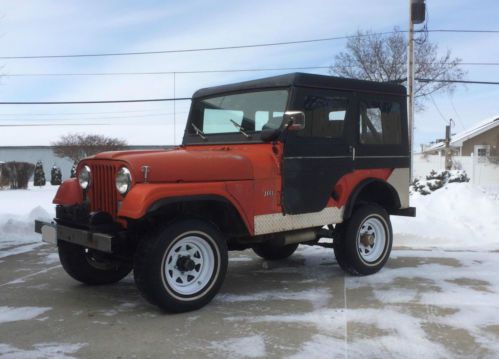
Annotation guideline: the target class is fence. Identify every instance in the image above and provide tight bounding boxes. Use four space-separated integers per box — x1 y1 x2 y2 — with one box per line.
413 154 499 186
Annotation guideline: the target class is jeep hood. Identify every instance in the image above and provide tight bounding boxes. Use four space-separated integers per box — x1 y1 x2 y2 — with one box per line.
91 147 255 183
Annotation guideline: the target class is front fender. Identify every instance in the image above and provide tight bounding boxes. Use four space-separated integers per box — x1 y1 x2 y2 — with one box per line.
53 178 83 206
117 182 254 233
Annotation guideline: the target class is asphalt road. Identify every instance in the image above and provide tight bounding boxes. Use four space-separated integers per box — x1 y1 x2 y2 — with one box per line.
1 238 499 359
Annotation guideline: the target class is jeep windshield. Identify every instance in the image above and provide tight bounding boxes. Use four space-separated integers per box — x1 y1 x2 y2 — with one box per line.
186 89 289 143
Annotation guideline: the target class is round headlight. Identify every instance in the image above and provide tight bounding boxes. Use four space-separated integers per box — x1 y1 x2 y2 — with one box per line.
116 167 132 195
78 165 91 190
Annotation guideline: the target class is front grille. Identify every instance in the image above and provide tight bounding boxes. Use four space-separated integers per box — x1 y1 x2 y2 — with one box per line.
87 162 120 218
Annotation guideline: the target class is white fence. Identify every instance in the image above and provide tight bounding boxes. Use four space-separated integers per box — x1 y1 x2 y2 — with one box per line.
413 154 499 186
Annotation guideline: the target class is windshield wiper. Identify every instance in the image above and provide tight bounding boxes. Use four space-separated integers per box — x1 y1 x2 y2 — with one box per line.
191 123 206 140
230 119 251 139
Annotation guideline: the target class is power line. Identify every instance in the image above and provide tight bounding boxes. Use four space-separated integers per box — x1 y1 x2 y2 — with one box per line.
4 63 499 78
0 33 396 60
417 78 499 85
428 29 499 33
0 97 191 105
1 78 497 106
0 123 114 127
0 111 188 121
0 108 173 116
1 29 497 60
2 66 331 77
429 94 448 125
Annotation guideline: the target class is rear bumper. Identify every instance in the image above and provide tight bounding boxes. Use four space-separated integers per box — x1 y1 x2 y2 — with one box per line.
390 207 416 217
35 220 117 253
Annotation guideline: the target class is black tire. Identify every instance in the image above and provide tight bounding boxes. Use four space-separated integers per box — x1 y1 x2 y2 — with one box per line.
334 204 392 275
133 219 228 313
58 241 132 285
253 242 298 260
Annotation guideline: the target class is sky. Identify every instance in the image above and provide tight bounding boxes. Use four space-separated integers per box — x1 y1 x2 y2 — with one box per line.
0 0 498 148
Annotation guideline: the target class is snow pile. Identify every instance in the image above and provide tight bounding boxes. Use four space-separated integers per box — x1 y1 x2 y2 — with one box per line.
393 183 499 249
0 185 57 257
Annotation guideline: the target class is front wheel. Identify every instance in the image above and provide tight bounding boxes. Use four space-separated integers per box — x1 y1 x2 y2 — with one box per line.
334 204 392 275
58 241 132 285
134 219 228 313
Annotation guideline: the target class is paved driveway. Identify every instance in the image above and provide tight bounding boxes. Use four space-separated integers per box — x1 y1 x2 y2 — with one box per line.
1 238 499 358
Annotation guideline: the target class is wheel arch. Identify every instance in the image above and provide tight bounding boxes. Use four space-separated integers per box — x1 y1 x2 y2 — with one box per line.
144 195 251 239
344 178 401 220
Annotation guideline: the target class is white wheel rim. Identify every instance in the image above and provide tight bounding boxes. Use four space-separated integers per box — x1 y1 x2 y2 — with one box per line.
357 216 387 263
163 235 215 296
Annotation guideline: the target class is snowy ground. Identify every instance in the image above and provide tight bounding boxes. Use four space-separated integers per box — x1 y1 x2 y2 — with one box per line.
1 183 499 358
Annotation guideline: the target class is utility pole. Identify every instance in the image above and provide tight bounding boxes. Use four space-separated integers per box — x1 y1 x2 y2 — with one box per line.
444 119 454 170
407 0 426 180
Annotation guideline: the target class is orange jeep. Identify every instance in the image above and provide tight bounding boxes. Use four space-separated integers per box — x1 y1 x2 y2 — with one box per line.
36 73 415 312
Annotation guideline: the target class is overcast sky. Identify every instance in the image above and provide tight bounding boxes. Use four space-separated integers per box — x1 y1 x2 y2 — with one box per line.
0 0 498 148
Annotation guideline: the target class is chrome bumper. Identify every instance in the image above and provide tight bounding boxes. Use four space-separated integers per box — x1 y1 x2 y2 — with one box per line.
34 220 115 253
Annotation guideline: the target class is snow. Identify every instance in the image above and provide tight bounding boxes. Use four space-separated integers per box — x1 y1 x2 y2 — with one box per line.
209 335 266 359
0 306 51 324
392 183 499 250
0 185 57 258
0 343 85 359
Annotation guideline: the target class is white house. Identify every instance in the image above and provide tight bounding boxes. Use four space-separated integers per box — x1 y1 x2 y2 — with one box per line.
0 124 173 180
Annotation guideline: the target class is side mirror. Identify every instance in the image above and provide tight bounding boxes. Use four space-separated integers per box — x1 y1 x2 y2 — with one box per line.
283 111 305 131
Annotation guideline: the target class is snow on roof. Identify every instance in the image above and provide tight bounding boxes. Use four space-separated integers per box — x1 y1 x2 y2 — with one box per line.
0 124 175 147
423 141 445 152
422 115 499 153
450 115 499 146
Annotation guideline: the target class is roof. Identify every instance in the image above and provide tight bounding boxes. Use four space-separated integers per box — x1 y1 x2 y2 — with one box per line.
193 72 407 98
422 115 499 153
450 115 499 146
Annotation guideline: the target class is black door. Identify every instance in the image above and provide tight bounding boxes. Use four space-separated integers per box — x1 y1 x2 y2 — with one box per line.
281 87 355 214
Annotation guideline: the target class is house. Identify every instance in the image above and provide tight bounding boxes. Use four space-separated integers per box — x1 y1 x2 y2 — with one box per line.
422 115 499 157
0 125 174 180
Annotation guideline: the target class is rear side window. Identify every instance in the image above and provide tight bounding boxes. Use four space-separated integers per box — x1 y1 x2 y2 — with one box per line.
301 95 349 139
359 100 402 145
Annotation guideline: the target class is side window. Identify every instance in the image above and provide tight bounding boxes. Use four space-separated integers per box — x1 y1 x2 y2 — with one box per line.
359 99 402 145
302 95 349 139
255 111 284 131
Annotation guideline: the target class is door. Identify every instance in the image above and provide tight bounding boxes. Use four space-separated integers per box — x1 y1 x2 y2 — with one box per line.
354 93 410 170
281 88 355 214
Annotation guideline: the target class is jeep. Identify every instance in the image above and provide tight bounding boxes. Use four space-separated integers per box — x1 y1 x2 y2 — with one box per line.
36 73 415 312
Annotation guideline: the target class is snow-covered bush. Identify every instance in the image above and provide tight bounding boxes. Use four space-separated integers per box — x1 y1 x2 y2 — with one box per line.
70 161 77 178
1 161 35 189
33 161 46 187
50 166 62 186
411 170 470 195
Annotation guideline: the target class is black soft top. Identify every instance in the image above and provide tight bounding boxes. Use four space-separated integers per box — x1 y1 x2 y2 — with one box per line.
192 72 406 98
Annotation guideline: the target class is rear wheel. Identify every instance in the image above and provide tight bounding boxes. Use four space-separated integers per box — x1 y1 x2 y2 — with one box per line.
134 219 228 313
334 204 392 275
58 241 132 285
253 242 298 260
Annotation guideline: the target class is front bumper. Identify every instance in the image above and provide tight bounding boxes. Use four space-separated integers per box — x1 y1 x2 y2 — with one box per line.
35 220 117 253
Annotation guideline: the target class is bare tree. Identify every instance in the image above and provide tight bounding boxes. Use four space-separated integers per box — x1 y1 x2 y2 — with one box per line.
330 28 465 110
52 133 128 163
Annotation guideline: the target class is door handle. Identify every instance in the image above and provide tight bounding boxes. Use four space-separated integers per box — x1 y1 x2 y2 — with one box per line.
349 146 356 160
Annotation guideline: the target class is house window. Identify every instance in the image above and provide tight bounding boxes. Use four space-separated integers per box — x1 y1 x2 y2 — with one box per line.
477 148 487 157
